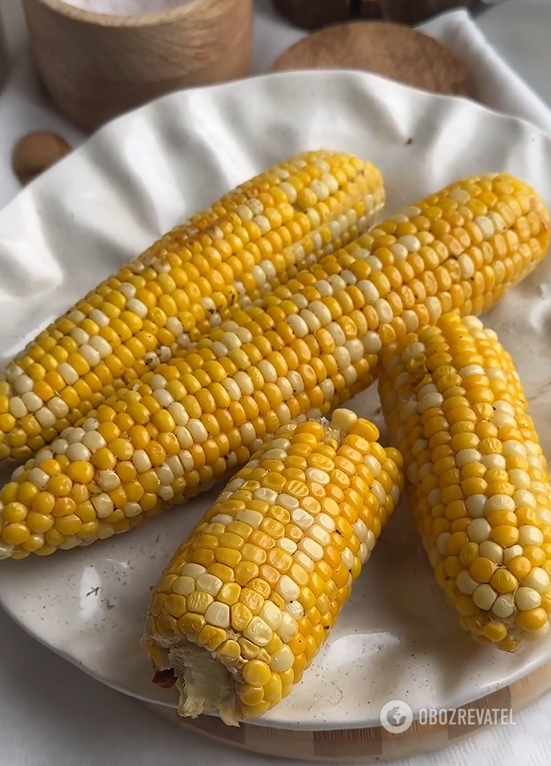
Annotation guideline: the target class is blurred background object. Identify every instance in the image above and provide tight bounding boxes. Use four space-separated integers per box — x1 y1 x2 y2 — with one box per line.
271 0 479 29
270 20 473 97
0 7 8 94
11 130 71 183
21 0 253 130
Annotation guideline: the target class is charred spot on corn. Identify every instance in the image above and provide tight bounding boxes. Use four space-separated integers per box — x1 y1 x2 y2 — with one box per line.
140 409 404 724
378 313 551 652
152 668 177 688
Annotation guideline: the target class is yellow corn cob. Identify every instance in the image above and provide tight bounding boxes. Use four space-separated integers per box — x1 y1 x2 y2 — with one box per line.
0 173 547 560
378 313 551 652
0 150 384 462
141 409 404 724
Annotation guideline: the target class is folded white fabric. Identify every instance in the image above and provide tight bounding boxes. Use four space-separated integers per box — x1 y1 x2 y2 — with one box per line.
422 7 551 135
477 0 551 118
2 3 551 766
253 0 551 136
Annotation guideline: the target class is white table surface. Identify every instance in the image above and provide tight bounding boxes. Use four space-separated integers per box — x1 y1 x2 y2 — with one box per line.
2 2 551 765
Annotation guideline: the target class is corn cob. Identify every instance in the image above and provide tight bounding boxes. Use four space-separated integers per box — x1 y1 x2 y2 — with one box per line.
141 409 404 724
0 173 548 561
378 313 551 652
0 151 384 462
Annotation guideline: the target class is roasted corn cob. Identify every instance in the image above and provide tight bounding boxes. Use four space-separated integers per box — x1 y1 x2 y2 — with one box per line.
0 173 548 560
141 409 404 724
378 313 551 652
0 151 384 462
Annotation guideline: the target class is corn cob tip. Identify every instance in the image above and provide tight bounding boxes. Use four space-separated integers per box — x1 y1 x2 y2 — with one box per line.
141 410 403 724
378 311 551 653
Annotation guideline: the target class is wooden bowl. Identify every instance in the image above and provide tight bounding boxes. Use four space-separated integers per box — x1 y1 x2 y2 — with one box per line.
22 0 253 131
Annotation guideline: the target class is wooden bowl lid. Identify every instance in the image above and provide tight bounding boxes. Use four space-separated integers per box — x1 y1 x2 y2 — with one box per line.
271 21 473 98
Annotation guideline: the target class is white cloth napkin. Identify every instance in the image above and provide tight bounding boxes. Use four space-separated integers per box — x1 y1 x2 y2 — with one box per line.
2 2 551 765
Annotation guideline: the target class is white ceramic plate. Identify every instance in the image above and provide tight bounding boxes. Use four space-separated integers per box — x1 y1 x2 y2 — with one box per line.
2 70 551 732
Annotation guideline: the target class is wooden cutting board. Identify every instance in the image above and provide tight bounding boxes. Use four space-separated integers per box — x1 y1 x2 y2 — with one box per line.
144 657 551 762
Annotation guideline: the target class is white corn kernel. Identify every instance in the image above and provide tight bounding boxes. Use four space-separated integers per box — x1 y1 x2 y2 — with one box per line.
236 510 263 529
57 363 79 385
9 397 27 419
127 298 148 318
82 431 106 453
260 601 282 631
455 449 482 468
485 495 515 514
123 502 142 518
182 564 206 578
298 537 324 561
468 518 491 543
35 407 56 428
503 545 524 564
133 450 152 473
34 451 52 467
277 538 297 554
276 612 298 642
318 513 336 533
515 587 541 611
436 532 451 556
514 489 536 509
292 508 314 530
341 547 355 570
276 575 300 602
87 335 113 361
457 570 479 595
479 541 503 564
188 419 208 443
270 645 295 673
492 594 515 618
518 526 544 547
243 617 272 647
210 513 233 525
293 550 314 572
473 584 498 610
205 602 230 629
305 468 330 485
175 427 193 449
52 439 69 455
13 375 34 395
80 345 101 366
522 568 550 594
197 574 223 597
97 471 121 492
29 467 49 490
92 493 115 519
21 392 42 413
